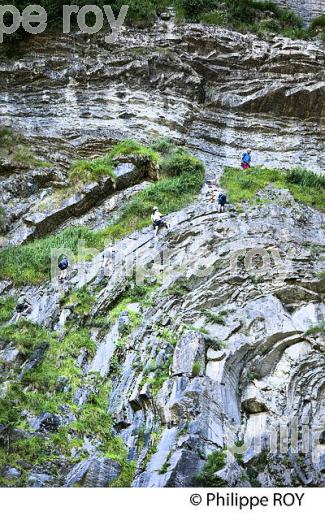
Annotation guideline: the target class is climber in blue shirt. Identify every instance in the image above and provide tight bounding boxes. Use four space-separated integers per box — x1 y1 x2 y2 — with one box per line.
241 148 252 170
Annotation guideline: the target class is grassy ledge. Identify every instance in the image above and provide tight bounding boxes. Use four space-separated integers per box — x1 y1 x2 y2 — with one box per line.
69 139 161 185
221 166 325 211
0 139 205 286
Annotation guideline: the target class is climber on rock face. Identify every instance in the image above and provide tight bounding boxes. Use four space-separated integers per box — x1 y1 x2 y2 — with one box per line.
218 191 227 213
241 148 252 170
102 243 116 273
151 206 170 236
58 257 69 283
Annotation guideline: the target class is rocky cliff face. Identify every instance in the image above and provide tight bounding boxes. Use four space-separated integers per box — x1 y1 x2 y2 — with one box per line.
0 16 324 488
0 18 324 243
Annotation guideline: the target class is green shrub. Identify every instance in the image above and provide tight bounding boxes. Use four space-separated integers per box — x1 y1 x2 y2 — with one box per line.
114 0 166 26
0 296 16 324
285 167 325 190
151 137 177 155
160 148 205 178
205 337 225 350
192 361 202 377
256 18 282 33
196 449 228 487
309 14 325 32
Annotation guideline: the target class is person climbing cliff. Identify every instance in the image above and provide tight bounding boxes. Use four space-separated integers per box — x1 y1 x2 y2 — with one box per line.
218 191 227 213
102 243 116 273
241 148 252 169
151 207 170 236
58 257 69 283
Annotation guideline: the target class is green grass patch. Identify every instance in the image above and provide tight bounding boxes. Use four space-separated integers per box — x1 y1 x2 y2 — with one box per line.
160 148 205 178
205 337 225 351
203 309 226 325
192 360 203 377
151 137 177 155
108 282 157 324
309 14 325 33
0 296 15 324
304 323 325 336
62 288 96 318
200 9 227 25
69 139 160 185
156 327 179 347
108 138 161 164
69 157 116 184
0 320 52 356
0 127 17 147
166 278 191 297
221 166 325 211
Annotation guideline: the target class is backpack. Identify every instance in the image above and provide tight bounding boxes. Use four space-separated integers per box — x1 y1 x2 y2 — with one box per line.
58 259 69 270
218 193 227 205
242 152 250 164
